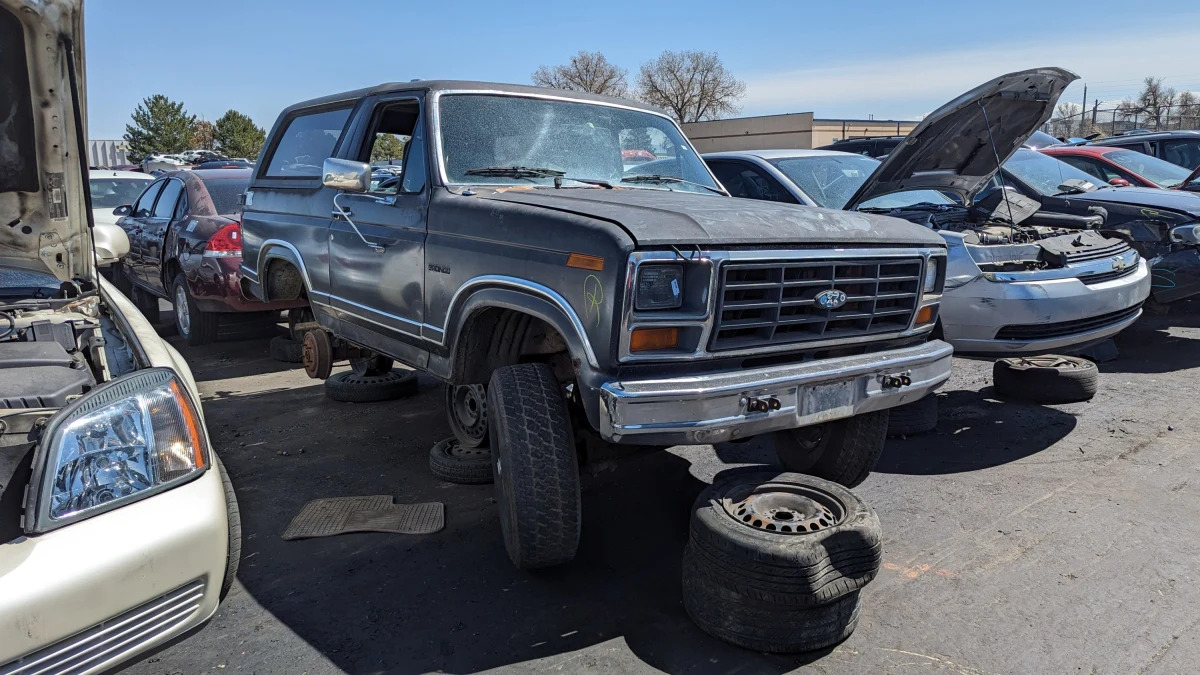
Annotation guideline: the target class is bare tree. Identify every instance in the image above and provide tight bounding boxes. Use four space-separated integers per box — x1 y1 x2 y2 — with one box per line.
1049 102 1081 138
531 51 629 97
1176 91 1198 129
1118 77 1178 130
636 50 746 124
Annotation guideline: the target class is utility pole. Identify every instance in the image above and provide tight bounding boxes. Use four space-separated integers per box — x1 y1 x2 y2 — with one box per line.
1092 99 1099 129
1080 84 1088 135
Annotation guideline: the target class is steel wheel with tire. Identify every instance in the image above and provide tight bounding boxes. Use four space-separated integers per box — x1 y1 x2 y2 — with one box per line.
324 369 418 402
173 274 219 346
686 472 882 607
993 355 1098 403
487 363 581 569
429 437 493 484
350 352 394 377
886 395 938 437
446 384 488 448
773 410 889 488
287 307 319 342
215 456 242 601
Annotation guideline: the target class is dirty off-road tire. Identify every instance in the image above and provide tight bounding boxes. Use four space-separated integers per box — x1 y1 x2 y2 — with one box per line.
446 384 488 448
687 472 882 607
487 363 581 569
683 556 861 653
215 456 242 601
773 410 889 488
269 336 304 363
429 437 493 485
993 355 1098 404
324 370 418 403
886 394 938 437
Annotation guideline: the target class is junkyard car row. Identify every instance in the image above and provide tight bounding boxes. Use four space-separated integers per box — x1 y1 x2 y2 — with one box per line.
5 0 1200 670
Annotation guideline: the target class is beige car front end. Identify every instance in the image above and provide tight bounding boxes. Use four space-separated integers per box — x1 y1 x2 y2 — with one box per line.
2 1 232 672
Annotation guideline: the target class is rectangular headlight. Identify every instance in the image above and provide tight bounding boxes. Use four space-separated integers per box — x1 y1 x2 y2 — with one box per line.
25 368 209 533
923 258 940 293
636 264 684 311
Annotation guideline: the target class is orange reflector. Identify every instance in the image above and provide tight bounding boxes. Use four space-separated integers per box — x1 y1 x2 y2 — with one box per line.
916 305 935 325
567 253 605 271
170 379 207 468
630 327 679 352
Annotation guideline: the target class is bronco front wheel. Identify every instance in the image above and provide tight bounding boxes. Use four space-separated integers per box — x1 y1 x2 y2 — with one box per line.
487 363 581 569
773 410 889 488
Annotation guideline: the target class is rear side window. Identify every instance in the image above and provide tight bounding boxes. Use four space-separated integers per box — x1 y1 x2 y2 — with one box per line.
152 179 184 218
133 180 165 217
0 7 38 193
262 107 354 178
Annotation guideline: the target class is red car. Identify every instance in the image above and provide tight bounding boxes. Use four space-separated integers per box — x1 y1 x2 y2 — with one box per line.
111 168 307 344
1041 145 1200 191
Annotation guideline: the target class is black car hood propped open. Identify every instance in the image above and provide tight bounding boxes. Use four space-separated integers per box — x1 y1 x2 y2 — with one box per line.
480 187 946 248
843 67 1078 211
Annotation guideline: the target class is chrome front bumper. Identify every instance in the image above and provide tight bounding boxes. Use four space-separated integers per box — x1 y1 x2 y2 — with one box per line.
942 259 1151 356
597 340 953 445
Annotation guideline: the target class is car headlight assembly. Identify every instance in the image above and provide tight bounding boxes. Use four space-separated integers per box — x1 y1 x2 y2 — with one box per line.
923 257 941 294
635 264 684 311
25 367 209 534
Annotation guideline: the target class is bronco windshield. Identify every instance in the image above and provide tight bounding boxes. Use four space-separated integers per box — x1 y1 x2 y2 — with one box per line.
437 94 720 195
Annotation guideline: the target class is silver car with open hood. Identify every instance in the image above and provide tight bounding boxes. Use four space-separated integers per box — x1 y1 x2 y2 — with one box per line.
1 1 237 673
704 68 1151 356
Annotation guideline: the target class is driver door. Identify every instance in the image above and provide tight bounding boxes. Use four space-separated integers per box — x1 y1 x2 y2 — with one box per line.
328 94 430 367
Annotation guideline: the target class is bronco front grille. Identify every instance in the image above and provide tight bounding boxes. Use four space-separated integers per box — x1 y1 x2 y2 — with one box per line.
709 257 923 352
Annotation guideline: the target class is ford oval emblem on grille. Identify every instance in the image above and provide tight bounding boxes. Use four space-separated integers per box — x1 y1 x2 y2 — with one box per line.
815 289 848 310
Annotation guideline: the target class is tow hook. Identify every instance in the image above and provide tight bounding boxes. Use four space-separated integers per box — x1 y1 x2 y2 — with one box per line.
745 396 783 413
882 373 913 389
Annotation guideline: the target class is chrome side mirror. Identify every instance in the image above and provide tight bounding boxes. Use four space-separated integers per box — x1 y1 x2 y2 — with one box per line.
322 158 371 193
93 223 130 265
1169 224 1200 245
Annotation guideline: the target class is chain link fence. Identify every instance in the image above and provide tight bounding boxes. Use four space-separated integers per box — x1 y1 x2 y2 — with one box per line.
1043 104 1200 139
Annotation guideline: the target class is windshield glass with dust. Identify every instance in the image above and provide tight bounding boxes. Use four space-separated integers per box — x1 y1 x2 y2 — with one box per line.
769 155 952 210
89 177 152 208
1005 149 1102 195
1106 150 1191 188
438 94 719 194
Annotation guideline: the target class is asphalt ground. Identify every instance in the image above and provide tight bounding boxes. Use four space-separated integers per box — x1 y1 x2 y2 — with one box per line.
128 307 1200 674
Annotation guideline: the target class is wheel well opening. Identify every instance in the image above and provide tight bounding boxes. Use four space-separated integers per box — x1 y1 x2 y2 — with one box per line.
263 257 306 301
452 308 574 385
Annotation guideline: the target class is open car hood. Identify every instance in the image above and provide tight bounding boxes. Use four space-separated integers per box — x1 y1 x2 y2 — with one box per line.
844 68 1077 210
0 0 94 283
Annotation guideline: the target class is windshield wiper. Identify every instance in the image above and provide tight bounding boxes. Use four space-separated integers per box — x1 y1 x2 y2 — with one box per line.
463 166 564 179
621 174 727 195
462 166 613 188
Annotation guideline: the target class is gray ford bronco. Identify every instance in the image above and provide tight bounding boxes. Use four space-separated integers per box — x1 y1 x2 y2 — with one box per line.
239 81 952 569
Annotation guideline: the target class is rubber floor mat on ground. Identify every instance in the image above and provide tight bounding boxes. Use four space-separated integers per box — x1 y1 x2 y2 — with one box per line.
281 495 444 540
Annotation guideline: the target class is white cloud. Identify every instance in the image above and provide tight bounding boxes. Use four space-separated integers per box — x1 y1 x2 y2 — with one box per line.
740 27 1200 118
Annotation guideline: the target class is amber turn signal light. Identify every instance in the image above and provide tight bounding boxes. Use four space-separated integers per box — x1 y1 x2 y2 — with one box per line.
915 305 936 326
630 327 679 352
567 253 605 271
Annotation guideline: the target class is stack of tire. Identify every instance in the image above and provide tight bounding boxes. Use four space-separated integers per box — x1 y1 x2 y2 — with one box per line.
429 384 494 484
682 472 882 653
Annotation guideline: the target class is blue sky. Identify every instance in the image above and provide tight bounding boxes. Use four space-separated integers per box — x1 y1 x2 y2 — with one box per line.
84 0 1200 139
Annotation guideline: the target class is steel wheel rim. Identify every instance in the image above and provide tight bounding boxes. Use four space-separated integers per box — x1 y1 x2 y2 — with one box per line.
174 286 190 336
446 439 490 460
720 481 846 534
450 385 488 443
1012 355 1084 369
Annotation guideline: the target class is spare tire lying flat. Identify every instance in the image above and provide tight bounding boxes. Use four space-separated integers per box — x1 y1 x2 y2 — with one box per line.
993 355 1098 404
682 553 861 654
324 370 418 403
429 438 493 484
687 472 882 607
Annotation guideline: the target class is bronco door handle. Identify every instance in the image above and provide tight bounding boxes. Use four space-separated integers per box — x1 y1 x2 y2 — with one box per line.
332 208 352 218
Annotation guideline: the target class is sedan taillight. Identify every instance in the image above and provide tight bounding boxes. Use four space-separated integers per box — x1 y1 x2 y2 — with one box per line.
204 222 242 257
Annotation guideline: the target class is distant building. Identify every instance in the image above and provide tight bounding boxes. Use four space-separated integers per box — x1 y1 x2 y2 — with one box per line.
682 113 919 153
87 139 130 167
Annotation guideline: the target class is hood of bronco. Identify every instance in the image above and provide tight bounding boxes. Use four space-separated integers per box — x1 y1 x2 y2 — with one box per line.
479 188 946 248
0 0 93 283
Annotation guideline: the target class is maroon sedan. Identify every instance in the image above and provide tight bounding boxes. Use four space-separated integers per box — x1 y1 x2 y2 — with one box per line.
1041 145 1200 191
112 169 307 344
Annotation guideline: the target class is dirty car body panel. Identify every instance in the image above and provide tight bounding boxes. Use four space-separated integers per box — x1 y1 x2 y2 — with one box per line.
240 81 952 445
1 1 232 672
